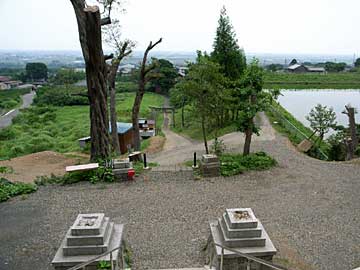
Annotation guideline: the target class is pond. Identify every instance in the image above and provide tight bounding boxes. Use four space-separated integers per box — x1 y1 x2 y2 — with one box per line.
277 89 360 135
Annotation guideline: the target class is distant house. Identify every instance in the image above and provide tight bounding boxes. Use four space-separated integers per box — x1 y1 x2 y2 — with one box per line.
119 64 136 75
176 66 188 77
110 122 135 154
306 67 326 73
287 64 325 74
0 76 22 90
287 64 308 73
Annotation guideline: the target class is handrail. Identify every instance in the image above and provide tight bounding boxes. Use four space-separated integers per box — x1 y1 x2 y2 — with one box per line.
67 245 122 270
213 242 291 270
268 105 329 160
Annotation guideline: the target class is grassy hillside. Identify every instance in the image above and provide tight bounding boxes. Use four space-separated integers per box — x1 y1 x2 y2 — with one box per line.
0 92 164 160
264 72 360 89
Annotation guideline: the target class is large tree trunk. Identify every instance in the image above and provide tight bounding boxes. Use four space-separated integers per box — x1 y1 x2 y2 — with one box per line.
243 127 252 155
71 2 110 161
132 82 145 151
346 106 358 149
108 63 121 155
243 95 256 156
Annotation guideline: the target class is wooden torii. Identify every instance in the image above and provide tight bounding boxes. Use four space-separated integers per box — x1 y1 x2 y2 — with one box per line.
149 106 176 127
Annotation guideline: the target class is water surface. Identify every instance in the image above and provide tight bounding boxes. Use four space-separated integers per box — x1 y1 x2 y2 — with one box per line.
277 89 360 134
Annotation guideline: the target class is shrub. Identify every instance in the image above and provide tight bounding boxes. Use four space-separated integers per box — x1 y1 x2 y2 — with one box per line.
220 152 277 177
0 178 37 202
35 165 114 186
34 86 89 106
211 138 226 156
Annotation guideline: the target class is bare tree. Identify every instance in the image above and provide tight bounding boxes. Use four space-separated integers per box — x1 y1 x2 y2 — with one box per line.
104 20 135 155
70 1 117 161
132 38 162 151
343 105 358 160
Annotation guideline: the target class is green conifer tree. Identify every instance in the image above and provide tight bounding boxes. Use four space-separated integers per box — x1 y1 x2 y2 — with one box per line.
211 6 246 79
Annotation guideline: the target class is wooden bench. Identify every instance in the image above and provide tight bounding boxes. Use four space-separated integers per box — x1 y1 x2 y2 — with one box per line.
66 163 99 173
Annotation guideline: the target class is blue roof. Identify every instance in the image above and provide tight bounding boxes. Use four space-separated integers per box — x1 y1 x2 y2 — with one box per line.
109 122 133 134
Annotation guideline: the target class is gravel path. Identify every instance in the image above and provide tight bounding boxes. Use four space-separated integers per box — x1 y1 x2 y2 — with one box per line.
0 116 359 270
0 91 36 129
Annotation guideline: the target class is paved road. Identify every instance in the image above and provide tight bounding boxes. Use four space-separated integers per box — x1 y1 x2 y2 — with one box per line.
0 91 36 129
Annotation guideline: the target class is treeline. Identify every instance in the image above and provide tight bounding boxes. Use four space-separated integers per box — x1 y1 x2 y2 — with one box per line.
115 58 179 95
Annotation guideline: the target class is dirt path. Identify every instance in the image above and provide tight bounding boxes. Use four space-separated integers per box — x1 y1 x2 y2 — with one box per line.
0 91 36 129
150 111 276 167
0 151 77 183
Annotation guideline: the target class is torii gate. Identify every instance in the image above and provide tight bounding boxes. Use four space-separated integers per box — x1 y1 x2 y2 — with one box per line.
149 106 176 127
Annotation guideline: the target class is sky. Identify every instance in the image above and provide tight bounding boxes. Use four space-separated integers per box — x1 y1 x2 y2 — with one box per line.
0 0 359 55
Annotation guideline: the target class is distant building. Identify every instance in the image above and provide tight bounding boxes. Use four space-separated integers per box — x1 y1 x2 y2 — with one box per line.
306 67 326 73
176 66 188 77
119 64 136 75
287 64 325 73
287 64 308 73
0 76 22 90
138 118 156 138
110 122 135 154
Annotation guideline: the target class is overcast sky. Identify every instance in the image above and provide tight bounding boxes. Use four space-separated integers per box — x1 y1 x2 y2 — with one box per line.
0 0 359 55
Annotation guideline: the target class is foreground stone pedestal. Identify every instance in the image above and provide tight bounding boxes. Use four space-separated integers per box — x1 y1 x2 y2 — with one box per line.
52 213 124 270
207 208 277 270
200 154 220 177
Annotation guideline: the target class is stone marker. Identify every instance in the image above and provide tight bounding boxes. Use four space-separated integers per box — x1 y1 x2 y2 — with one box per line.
52 213 124 270
113 159 133 181
206 208 277 270
200 154 220 177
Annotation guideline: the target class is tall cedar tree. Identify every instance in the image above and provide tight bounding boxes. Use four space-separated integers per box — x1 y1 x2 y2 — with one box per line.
211 6 246 80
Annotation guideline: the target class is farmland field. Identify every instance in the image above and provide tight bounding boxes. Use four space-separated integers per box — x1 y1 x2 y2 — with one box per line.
264 71 360 89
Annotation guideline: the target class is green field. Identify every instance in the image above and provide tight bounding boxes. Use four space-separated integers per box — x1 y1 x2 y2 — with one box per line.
0 88 31 115
0 92 164 160
264 72 360 89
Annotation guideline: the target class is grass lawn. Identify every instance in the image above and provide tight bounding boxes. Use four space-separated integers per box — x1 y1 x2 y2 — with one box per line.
0 88 31 115
264 71 360 89
0 92 164 160
171 105 237 141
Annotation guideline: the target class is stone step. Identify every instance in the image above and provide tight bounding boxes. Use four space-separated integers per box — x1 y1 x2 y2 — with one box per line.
220 216 262 239
67 217 110 246
63 222 114 256
218 219 266 248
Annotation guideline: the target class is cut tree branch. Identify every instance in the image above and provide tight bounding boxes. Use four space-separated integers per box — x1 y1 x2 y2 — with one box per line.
101 17 111 26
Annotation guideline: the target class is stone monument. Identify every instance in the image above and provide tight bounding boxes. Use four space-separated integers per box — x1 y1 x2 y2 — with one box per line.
52 213 124 270
207 208 277 270
200 154 220 177
113 159 133 181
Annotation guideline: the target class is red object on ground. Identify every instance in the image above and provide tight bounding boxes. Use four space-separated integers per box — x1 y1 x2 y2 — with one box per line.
127 169 135 180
